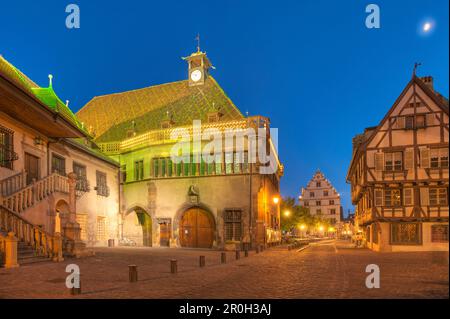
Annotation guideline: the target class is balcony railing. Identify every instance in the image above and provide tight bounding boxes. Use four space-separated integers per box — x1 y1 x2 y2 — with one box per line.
98 116 270 155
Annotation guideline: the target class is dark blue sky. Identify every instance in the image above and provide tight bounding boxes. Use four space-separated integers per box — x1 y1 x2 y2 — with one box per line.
1 0 448 214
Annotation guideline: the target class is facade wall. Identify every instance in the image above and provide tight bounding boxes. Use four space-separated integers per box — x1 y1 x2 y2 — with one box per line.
299 170 342 224
348 77 449 252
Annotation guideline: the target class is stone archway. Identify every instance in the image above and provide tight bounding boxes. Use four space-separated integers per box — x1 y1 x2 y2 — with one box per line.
123 206 153 247
179 207 216 248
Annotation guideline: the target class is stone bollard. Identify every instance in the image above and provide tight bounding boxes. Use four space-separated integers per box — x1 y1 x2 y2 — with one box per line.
71 278 81 295
199 256 205 268
170 259 177 274
244 249 249 257
235 250 240 260
129 264 138 282
221 252 226 264
255 246 260 254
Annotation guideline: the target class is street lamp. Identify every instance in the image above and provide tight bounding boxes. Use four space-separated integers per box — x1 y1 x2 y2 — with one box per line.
273 196 280 204
283 210 291 217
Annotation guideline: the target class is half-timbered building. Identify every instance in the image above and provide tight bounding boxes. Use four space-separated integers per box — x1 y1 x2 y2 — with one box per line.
347 74 449 252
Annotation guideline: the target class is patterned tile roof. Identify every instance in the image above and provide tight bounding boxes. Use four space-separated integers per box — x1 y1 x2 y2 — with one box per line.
76 76 244 143
0 55 87 134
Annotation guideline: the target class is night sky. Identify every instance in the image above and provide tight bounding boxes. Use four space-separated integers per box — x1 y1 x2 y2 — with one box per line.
1 0 448 215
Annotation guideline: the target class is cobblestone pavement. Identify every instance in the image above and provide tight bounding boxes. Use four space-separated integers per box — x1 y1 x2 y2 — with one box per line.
0 240 448 299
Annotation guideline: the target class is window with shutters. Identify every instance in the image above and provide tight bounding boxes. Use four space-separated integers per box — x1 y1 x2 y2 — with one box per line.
224 210 242 242
372 223 379 244
429 188 448 206
385 152 402 171
403 188 413 206
385 189 401 207
431 225 449 243
390 223 421 245
374 189 383 206
430 148 449 168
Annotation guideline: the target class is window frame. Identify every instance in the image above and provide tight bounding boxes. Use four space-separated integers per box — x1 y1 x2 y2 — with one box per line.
390 222 422 245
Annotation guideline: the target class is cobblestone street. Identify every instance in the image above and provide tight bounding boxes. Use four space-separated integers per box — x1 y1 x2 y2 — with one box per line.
0 240 448 299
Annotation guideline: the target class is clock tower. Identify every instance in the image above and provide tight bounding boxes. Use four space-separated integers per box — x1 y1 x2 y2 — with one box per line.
182 49 214 87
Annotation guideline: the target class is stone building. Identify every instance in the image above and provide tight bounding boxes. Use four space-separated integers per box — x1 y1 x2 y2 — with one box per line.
346 73 449 252
298 170 342 226
0 55 120 265
76 49 283 250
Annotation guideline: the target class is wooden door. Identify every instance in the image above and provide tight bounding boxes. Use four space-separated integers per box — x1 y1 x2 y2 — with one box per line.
160 223 170 247
180 208 215 248
25 153 39 185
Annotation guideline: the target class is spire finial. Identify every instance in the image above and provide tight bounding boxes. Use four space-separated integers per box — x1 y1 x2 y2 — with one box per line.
66 100 69 107
48 74 53 88
195 33 200 53
413 62 422 78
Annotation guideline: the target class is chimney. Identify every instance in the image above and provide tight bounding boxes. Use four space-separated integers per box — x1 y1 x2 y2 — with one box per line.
420 76 434 91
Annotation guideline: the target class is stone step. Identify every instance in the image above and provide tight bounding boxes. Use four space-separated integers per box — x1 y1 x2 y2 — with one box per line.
18 256 52 265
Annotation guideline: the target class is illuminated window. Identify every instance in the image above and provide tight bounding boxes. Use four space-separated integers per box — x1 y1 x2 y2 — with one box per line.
96 216 107 241
225 152 233 174
233 152 242 174
390 223 421 245
385 189 401 207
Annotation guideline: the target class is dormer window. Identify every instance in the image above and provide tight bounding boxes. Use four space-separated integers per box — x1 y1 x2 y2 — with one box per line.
208 112 219 123
161 121 171 129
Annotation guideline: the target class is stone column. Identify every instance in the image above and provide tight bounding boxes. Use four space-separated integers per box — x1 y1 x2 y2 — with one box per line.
4 232 19 268
67 172 77 223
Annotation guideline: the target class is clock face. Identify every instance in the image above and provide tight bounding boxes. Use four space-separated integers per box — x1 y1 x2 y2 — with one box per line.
190 69 202 82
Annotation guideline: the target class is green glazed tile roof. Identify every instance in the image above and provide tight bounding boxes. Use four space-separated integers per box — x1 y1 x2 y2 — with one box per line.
0 55 87 134
76 76 244 143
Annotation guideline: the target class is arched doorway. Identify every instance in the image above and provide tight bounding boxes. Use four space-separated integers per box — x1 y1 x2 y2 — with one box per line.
179 207 215 248
55 199 70 234
123 207 152 247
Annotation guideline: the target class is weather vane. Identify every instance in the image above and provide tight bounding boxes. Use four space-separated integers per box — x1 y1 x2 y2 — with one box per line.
195 33 200 52
413 62 422 78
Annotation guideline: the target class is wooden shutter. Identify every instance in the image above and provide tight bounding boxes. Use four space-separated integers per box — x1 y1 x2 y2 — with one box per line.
396 116 405 129
375 153 384 171
420 148 430 168
420 188 429 206
404 149 414 170
403 188 413 206
426 113 435 126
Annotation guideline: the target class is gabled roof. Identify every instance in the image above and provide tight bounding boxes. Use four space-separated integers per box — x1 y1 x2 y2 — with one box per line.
0 55 88 135
346 75 449 181
76 76 244 143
